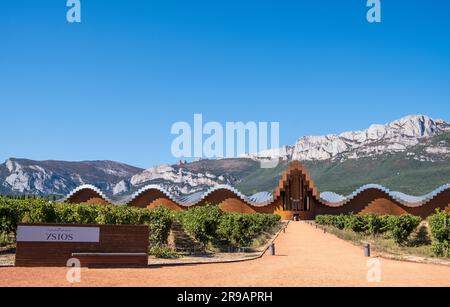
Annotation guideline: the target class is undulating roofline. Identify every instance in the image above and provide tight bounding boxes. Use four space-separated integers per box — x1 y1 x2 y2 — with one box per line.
319 183 450 208
62 184 114 204
63 161 450 209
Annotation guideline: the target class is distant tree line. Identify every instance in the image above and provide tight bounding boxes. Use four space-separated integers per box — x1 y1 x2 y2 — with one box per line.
0 194 62 201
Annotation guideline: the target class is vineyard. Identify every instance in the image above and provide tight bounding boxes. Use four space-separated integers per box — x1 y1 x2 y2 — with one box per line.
315 211 450 257
0 197 282 258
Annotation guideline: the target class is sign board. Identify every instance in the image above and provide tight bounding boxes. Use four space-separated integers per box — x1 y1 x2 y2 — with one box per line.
15 224 149 267
17 225 100 243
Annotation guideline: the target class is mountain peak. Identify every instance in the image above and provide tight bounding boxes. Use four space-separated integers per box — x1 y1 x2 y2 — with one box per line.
246 114 449 162
395 114 432 121
387 114 439 138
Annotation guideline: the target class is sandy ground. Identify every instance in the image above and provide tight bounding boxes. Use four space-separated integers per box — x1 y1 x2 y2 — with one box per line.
0 222 449 287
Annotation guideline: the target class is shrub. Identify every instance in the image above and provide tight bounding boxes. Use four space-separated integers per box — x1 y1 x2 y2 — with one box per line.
345 214 366 233
95 205 138 225
315 213 421 246
140 206 174 246
178 206 281 248
216 212 281 247
316 214 359 231
0 199 26 234
219 214 249 247
247 213 280 234
22 200 58 224
388 214 421 245
315 214 334 226
332 214 347 230
363 214 389 236
314 215 325 225
428 210 450 257
0 196 279 250
217 213 252 247
379 215 394 234
431 241 449 257
55 204 99 224
149 244 179 259
179 205 223 248
215 213 234 244
0 197 174 247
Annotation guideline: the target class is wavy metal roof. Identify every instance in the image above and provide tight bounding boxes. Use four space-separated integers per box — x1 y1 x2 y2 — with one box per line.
127 184 274 207
319 183 450 208
62 184 114 204
64 184 275 207
65 182 450 209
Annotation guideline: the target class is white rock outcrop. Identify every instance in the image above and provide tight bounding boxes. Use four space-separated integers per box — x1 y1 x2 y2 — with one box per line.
245 115 450 162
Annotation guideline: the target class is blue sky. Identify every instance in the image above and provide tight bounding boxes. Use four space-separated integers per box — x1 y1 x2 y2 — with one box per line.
1 0 449 168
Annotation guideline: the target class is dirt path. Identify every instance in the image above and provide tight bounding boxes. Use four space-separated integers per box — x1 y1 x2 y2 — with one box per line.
0 222 449 287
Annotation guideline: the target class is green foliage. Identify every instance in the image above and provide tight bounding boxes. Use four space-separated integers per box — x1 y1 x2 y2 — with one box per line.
315 213 420 245
0 197 173 246
0 196 279 251
55 204 99 224
315 215 334 226
344 214 366 233
364 214 390 236
177 205 281 248
315 214 356 231
178 205 223 247
140 206 174 246
22 200 58 224
0 199 26 234
388 214 421 245
217 213 281 247
431 241 449 257
428 209 450 257
149 244 179 259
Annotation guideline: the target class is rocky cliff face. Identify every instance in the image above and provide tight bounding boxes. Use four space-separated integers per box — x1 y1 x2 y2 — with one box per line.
127 163 236 196
245 115 450 162
0 159 142 196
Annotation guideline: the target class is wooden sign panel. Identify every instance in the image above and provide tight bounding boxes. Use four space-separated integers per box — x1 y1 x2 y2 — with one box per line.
15 224 149 268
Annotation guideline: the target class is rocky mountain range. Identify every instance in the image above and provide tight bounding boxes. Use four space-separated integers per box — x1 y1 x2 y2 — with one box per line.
0 159 142 197
245 115 450 162
1 115 449 199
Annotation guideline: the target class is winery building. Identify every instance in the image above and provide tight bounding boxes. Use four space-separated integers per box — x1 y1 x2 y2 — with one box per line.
64 161 450 219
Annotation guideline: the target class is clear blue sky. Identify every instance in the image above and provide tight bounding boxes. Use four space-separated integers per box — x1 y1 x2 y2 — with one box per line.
1 0 449 168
